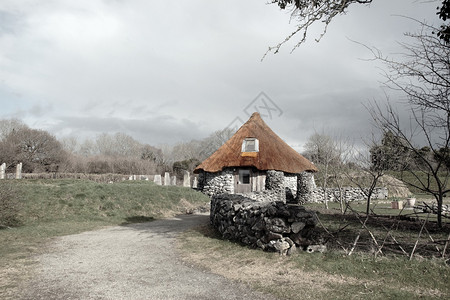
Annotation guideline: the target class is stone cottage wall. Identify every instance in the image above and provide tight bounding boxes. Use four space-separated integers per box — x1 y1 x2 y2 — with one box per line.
210 194 322 255
297 171 316 204
197 169 234 197
284 173 298 201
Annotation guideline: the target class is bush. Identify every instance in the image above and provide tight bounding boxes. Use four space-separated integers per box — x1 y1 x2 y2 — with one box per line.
0 182 21 228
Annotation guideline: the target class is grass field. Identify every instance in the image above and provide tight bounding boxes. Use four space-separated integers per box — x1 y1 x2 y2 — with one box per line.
0 179 210 298
2 178 450 299
179 215 450 299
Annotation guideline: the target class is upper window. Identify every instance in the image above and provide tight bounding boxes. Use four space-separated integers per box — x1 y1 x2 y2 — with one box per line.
242 138 259 152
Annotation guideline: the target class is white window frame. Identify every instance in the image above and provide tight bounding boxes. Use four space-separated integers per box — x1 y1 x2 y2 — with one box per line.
241 138 259 152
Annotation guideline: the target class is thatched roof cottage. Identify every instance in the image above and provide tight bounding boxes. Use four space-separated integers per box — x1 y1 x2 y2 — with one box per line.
194 112 317 202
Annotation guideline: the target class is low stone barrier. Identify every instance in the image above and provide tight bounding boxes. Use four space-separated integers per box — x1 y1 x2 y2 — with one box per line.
210 194 322 255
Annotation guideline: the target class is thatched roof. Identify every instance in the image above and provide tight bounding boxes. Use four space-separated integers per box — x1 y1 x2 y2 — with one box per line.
194 112 318 174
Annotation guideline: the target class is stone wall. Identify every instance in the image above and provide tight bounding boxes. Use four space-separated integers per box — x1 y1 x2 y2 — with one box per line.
197 169 234 197
210 194 322 255
310 187 388 203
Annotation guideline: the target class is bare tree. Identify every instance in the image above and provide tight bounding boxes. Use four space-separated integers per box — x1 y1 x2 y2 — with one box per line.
304 132 341 209
345 136 386 216
0 127 67 173
368 24 450 227
0 118 27 141
267 0 449 55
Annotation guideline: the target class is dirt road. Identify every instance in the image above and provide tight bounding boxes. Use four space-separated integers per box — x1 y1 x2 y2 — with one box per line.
20 214 275 300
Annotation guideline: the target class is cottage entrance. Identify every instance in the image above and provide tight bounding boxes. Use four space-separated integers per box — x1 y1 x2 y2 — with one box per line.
235 169 252 194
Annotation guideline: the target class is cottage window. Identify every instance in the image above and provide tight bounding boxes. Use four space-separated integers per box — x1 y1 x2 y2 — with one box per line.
239 169 251 184
242 138 259 152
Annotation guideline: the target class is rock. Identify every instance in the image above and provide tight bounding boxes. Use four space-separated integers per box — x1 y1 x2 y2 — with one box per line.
306 245 326 253
291 222 306 233
287 244 297 256
267 231 283 241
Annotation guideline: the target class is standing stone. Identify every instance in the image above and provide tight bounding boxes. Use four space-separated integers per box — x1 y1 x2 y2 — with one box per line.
171 176 177 186
153 174 162 185
183 171 191 187
0 163 5 179
192 177 198 189
164 172 170 186
16 162 22 179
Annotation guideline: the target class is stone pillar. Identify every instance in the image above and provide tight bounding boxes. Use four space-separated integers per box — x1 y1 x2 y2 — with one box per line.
265 170 285 202
153 174 162 185
0 163 5 179
164 172 170 186
297 171 316 203
171 176 177 186
192 177 198 189
16 162 22 179
183 171 191 187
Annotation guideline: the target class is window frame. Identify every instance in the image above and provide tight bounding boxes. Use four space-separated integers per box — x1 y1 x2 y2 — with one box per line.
241 138 259 152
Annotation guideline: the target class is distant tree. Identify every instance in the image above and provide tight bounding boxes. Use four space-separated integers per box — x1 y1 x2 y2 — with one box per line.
0 127 67 173
303 132 342 209
370 131 411 171
0 119 27 141
172 158 201 180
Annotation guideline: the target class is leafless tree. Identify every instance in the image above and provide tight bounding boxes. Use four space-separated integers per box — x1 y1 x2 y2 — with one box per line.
267 0 448 56
345 136 386 216
368 24 450 227
0 118 27 141
0 127 67 173
304 132 341 209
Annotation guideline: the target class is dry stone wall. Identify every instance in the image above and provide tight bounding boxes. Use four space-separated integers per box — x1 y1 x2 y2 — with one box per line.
310 187 388 203
210 194 322 255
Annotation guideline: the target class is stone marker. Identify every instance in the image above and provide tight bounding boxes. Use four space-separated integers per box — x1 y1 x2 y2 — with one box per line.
192 177 198 189
171 176 176 186
16 162 22 179
164 172 170 186
0 163 5 179
154 174 162 185
183 171 191 187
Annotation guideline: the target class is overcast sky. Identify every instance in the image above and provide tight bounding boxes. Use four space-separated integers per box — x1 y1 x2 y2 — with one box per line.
0 0 441 151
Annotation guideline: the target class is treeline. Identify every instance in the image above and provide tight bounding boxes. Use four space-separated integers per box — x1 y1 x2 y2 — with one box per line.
0 119 233 177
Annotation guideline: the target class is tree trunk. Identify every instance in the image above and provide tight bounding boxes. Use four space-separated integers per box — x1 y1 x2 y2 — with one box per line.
437 195 443 228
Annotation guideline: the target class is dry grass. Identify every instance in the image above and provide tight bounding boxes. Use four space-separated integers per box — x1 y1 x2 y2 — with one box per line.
177 224 449 299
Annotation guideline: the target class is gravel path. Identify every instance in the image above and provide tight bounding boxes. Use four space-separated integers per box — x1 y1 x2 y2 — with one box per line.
21 214 276 300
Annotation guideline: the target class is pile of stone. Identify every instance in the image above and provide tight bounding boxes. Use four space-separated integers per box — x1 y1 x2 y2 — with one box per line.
210 194 323 255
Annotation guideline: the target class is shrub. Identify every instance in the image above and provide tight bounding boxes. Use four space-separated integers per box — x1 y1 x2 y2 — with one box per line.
0 181 21 228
